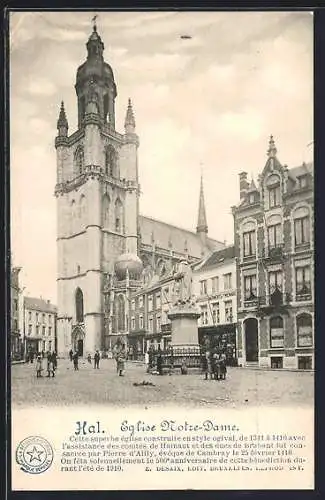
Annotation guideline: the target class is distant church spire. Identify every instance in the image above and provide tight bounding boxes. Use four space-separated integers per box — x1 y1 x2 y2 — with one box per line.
196 174 208 236
267 134 277 158
124 98 136 132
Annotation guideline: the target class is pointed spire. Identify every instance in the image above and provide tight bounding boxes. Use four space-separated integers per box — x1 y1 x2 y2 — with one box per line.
250 176 256 190
57 101 68 136
124 98 136 132
196 174 208 235
267 134 277 158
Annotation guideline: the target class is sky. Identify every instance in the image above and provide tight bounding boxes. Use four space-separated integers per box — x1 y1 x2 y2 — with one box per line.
10 11 313 303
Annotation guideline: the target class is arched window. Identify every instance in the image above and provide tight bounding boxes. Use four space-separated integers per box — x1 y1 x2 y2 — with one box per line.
297 313 313 347
157 259 166 277
270 316 284 348
75 288 84 323
102 194 110 228
266 213 282 250
292 206 310 248
74 147 84 175
104 145 118 177
115 198 123 233
241 220 256 258
266 174 281 208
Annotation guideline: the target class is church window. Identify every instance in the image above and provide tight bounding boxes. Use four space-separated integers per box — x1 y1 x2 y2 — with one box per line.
105 145 118 177
74 147 84 175
104 94 109 123
102 194 110 228
115 198 123 233
75 287 84 323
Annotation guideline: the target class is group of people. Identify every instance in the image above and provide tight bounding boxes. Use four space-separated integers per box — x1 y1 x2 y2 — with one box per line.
35 351 57 378
67 346 126 376
202 349 227 380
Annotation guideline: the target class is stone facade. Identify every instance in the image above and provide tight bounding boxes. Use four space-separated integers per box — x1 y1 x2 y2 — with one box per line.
55 26 225 357
232 137 314 369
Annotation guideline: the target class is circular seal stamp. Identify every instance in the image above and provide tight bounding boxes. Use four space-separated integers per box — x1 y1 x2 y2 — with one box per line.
16 436 54 474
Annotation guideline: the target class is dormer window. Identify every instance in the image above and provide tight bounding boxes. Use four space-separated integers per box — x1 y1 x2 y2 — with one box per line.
249 193 255 204
297 175 308 189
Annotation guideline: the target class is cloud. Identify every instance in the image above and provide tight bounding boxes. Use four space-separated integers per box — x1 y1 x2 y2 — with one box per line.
26 78 57 96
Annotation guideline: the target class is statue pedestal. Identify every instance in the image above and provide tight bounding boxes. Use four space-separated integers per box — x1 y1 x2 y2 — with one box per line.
168 304 201 350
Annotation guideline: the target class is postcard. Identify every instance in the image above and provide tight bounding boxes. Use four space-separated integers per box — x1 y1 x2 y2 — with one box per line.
9 10 314 491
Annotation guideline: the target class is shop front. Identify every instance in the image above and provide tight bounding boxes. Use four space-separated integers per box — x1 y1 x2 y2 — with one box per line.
198 323 237 366
128 331 146 360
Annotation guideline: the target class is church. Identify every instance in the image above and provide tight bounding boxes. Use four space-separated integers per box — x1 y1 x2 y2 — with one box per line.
55 25 225 356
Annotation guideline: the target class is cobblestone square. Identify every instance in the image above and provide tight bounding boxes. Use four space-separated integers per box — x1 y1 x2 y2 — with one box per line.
11 359 314 409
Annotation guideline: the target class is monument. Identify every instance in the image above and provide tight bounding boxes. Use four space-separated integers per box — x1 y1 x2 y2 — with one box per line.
168 260 201 350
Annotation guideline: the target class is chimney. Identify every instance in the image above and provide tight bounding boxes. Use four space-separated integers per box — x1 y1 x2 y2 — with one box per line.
239 172 249 200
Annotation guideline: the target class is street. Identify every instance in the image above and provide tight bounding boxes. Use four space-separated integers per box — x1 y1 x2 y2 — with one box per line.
11 358 314 408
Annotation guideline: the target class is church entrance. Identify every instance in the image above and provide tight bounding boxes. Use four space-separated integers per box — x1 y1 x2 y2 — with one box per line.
72 324 85 358
77 339 84 357
244 318 259 362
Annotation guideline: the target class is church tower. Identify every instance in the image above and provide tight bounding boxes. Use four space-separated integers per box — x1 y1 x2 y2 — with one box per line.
55 23 140 356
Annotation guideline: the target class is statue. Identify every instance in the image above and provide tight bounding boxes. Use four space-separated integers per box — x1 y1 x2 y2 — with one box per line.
172 260 194 305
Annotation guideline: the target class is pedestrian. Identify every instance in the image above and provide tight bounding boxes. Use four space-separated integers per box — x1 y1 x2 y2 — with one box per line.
69 349 73 362
156 347 163 375
35 354 43 378
73 351 79 371
30 351 34 364
94 350 100 369
116 345 126 376
52 351 57 371
87 353 92 364
41 350 45 359
203 349 213 380
144 350 150 373
47 353 55 378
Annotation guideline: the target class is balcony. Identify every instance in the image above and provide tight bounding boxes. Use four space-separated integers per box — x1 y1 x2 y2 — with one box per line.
257 291 291 316
263 244 285 261
296 286 312 302
294 242 311 253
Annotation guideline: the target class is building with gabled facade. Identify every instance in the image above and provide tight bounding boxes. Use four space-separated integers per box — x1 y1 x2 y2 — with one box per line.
55 24 225 357
232 136 314 370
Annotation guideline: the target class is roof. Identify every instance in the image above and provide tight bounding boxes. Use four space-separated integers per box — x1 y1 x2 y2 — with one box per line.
24 297 57 313
289 162 313 180
197 245 236 271
139 215 224 259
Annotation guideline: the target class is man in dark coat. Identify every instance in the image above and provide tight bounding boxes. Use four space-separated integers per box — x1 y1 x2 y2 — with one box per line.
69 349 73 362
73 351 79 371
94 350 100 369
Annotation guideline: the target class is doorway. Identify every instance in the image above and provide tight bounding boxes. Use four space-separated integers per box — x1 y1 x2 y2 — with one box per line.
244 318 259 362
77 339 84 357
